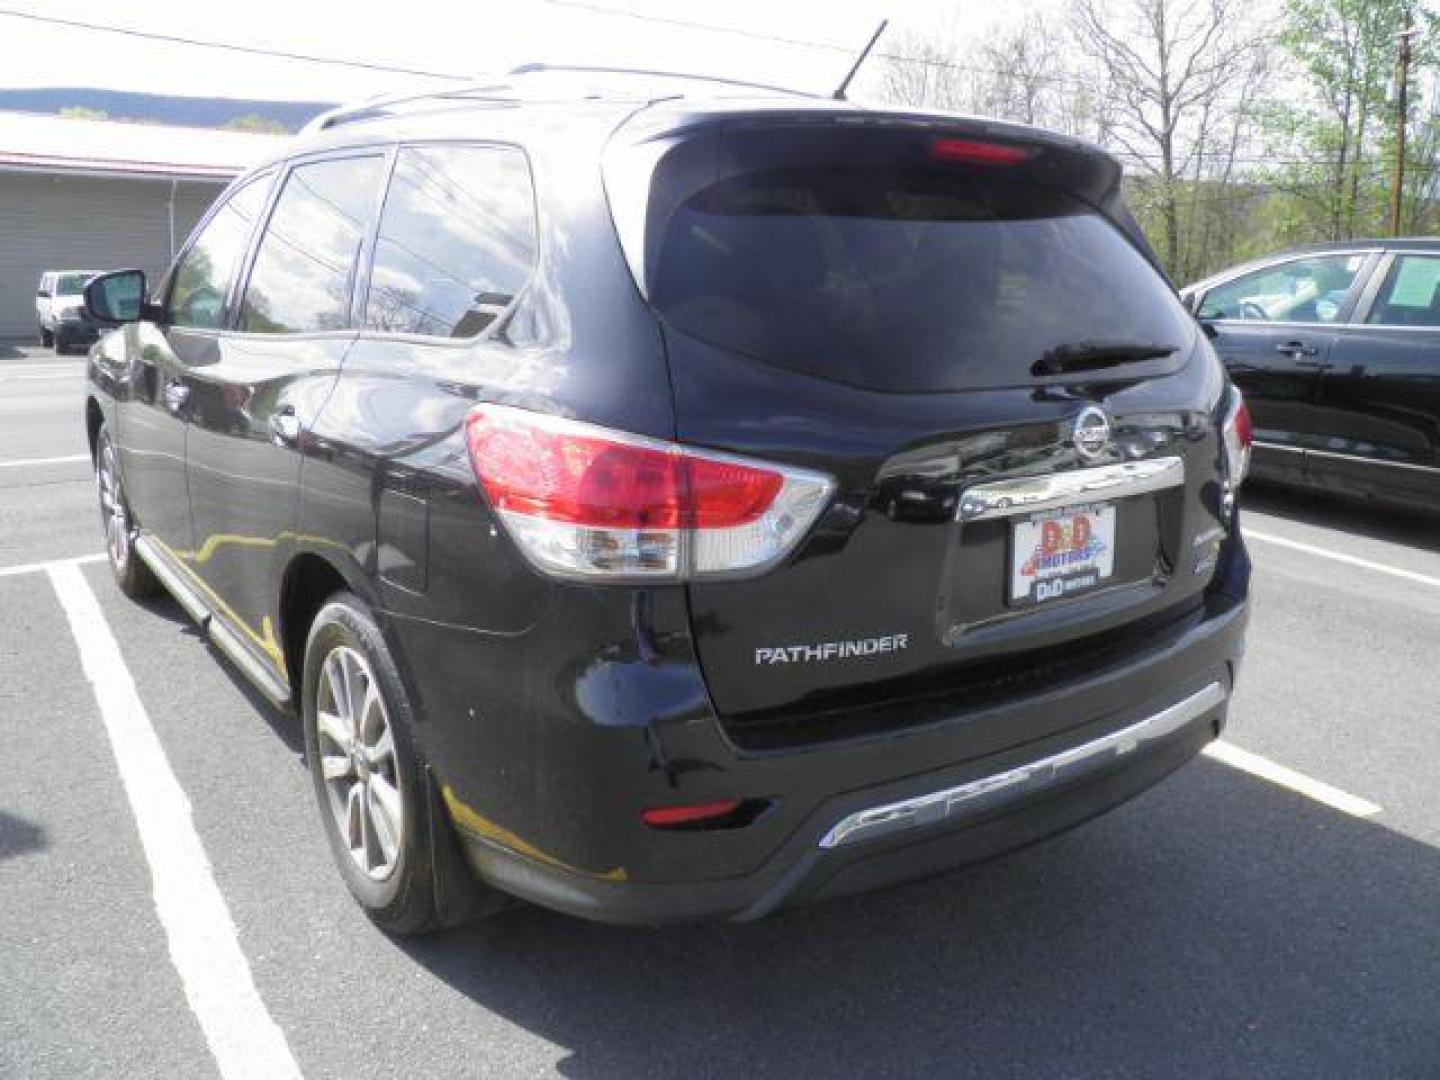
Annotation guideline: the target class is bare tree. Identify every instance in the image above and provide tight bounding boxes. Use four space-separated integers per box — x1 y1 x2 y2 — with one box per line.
879 29 978 113
1073 0 1267 274
879 18 1106 143
976 14 1111 140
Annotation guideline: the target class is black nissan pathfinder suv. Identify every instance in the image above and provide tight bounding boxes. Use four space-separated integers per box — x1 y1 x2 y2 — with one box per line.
81 68 1251 931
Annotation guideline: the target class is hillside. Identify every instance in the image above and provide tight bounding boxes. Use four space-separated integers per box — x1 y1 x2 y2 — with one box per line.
0 88 335 131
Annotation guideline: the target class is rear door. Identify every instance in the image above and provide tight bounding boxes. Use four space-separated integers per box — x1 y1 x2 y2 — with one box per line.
1313 250 1440 509
183 151 387 675
626 120 1236 738
1196 251 1375 482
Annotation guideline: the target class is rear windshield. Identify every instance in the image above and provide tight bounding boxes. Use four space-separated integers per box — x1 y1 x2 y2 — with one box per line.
56 274 91 294
650 166 1193 392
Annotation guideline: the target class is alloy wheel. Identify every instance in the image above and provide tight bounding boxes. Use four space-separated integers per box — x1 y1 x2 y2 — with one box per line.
315 645 405 880
97 438 130 569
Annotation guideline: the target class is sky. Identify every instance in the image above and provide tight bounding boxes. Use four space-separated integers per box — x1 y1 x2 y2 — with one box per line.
0 0 1032 105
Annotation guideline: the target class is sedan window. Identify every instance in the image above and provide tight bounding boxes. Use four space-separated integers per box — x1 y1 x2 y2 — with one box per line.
1199 254 1365 324
1365 255 1440 327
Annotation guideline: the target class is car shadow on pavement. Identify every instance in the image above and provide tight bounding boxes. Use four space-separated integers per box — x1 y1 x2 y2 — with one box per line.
132 589 303 758
0 812 46 861
400 758 1440 1079
1243 481 1440 554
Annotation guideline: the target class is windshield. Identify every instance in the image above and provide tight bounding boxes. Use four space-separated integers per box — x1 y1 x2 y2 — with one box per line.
650 166 1193 392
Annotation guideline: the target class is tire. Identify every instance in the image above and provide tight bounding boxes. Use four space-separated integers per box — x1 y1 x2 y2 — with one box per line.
302 594 491 934
54 335 71 356
95 425 159 599
39 326 53 348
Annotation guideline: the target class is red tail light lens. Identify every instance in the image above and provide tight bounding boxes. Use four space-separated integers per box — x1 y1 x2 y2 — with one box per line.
685 457 784 528
465 406 833 580
930 137 1031 167
466 420 684 528
1222 389 1252 488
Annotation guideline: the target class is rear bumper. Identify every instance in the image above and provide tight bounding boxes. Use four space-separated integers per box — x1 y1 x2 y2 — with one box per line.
441 598 1247 924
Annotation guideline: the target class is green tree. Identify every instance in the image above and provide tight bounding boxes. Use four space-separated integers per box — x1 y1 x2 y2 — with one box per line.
1265 0 1438 240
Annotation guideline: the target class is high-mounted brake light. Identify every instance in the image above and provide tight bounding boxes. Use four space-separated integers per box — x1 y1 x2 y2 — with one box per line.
1221 389 1252 489
465 406 834 580
930 137 1032 167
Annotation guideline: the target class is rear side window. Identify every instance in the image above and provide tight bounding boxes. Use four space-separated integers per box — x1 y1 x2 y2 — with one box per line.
169 175 272 329
239 155 385 334
1366 255 1440 327
56 274 90 294
649 160 1194 392
363 144 537 338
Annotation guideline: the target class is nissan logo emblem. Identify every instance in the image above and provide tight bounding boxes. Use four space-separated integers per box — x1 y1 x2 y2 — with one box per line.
1072 407 1111 462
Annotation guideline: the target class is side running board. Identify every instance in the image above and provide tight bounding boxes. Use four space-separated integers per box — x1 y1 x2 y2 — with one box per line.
133 535 292 708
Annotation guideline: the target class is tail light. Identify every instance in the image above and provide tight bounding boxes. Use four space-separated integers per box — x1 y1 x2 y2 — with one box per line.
465 405 834 580
1221 388 1252 489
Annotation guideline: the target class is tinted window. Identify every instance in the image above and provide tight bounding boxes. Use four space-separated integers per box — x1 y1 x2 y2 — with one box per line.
239 155 384 333
1199 254 1363 324
169 176 272 329
650 166 1195 392
364 145 536 338
56 274 91 294
1366 255 1440 327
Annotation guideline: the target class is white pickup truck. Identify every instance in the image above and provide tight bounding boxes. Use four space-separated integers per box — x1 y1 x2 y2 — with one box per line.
35 271 97 352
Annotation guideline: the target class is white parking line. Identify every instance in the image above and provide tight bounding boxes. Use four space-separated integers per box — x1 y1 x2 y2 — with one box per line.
46 561 304 1080
1203 740 1382 818
0 363 84 375
0 454 90 469
0 552 104 579
1247 529 1440 591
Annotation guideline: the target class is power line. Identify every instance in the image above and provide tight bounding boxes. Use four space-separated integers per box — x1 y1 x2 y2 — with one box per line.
6 0 1432 182
0 7 471 81
531 0 1095 89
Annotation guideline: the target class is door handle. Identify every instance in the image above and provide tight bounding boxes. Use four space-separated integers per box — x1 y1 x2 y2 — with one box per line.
162 380 189 413
269 408 302 446
1275 341 1320 358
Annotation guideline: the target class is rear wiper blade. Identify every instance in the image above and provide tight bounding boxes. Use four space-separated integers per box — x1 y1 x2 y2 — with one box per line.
1032 340 1178 377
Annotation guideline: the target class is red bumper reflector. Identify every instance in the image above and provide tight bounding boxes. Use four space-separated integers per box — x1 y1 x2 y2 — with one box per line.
641 799 745 828
930 137 1031 166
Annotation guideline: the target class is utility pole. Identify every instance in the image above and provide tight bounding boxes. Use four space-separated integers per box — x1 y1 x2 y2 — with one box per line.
1389 7 1419 237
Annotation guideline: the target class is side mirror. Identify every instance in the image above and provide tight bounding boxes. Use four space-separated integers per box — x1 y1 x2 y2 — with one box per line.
37 289 50 298
84 269 148 325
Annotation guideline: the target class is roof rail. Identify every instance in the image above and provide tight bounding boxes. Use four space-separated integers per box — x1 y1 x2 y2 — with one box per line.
505 63 813 99
300 64 811 135
301 79 509 135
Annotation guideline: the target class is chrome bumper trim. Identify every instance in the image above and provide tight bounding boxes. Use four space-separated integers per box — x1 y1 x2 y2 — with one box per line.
817 681 1226 850
958 456 1185 522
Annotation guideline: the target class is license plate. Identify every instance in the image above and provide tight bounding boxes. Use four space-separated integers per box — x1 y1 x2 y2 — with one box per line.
1010 503 1116 605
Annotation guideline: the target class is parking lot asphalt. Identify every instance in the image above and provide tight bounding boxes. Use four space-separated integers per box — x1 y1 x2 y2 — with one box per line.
2 340 1438 1079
